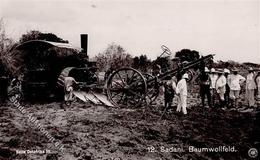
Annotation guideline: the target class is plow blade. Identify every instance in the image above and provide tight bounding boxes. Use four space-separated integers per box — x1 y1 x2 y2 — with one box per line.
92 93 114 107
73 91 100 104
73 91 114 107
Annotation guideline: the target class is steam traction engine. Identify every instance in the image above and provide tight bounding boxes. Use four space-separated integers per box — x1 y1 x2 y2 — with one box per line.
9 34 98 100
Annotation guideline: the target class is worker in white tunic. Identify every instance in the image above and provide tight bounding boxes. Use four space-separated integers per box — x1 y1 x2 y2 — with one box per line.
64 76 78 105
215 70 226 107
227 68 246 107
176 73 189 115
245 67 256 107
256 71 260 99
210 68 218 89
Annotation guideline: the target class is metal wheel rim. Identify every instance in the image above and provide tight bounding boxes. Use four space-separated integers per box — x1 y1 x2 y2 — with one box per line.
106 68 147 107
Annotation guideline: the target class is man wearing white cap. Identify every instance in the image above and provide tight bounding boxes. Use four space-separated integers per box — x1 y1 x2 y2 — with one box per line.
245 67 256 107
176 73 189 115
198 67 212 108
224 68 230 74
215 69 227 107
210 68 218 106
227 68 246 107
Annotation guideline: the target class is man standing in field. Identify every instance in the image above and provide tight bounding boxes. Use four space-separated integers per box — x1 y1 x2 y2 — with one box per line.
64 76 78 105
215 69 227 107
210 68 218 106
245 67 257 108
228 68 246 108
199 67 212 108
163 75 177 110
176 73 189 115
224 68 231 107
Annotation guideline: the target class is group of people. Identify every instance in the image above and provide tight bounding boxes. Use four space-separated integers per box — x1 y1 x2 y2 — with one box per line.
200 67 260 109
163 67 260 115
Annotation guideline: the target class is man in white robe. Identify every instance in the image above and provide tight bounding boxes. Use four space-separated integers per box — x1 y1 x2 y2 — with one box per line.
228 68 246 108
176 73 189 115
245 67 256 107
215 70 227 107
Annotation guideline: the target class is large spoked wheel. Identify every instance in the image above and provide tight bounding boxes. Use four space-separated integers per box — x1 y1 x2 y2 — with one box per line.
106 68 147 107
143 73 160 104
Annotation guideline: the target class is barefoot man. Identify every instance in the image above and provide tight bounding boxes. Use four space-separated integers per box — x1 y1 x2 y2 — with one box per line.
64 76 78 105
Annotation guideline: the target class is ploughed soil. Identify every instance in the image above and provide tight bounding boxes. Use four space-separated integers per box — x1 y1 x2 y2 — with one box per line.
0 91 259 160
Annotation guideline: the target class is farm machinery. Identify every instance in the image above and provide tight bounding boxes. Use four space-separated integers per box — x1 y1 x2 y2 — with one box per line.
6 33 214 107
105 46 214 107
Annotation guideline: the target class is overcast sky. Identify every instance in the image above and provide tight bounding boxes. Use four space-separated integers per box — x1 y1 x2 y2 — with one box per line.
1 0 259 63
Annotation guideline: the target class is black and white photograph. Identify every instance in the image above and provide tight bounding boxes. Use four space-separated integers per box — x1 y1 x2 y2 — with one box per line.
0 0 260 159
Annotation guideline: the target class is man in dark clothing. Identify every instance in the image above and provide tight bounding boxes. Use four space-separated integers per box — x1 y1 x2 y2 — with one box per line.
199 67 212 108
224 68 231 108
163 76 177 110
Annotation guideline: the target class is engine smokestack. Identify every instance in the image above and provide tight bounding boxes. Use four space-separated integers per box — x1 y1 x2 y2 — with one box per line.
80 34 88 55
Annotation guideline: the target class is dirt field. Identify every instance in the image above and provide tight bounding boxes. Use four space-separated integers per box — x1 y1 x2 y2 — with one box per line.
0 91 259 160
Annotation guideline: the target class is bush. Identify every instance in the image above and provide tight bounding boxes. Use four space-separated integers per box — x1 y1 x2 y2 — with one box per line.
94 43 133 71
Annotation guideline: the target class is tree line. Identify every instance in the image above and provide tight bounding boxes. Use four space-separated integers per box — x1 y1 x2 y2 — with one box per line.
94 44 201 73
